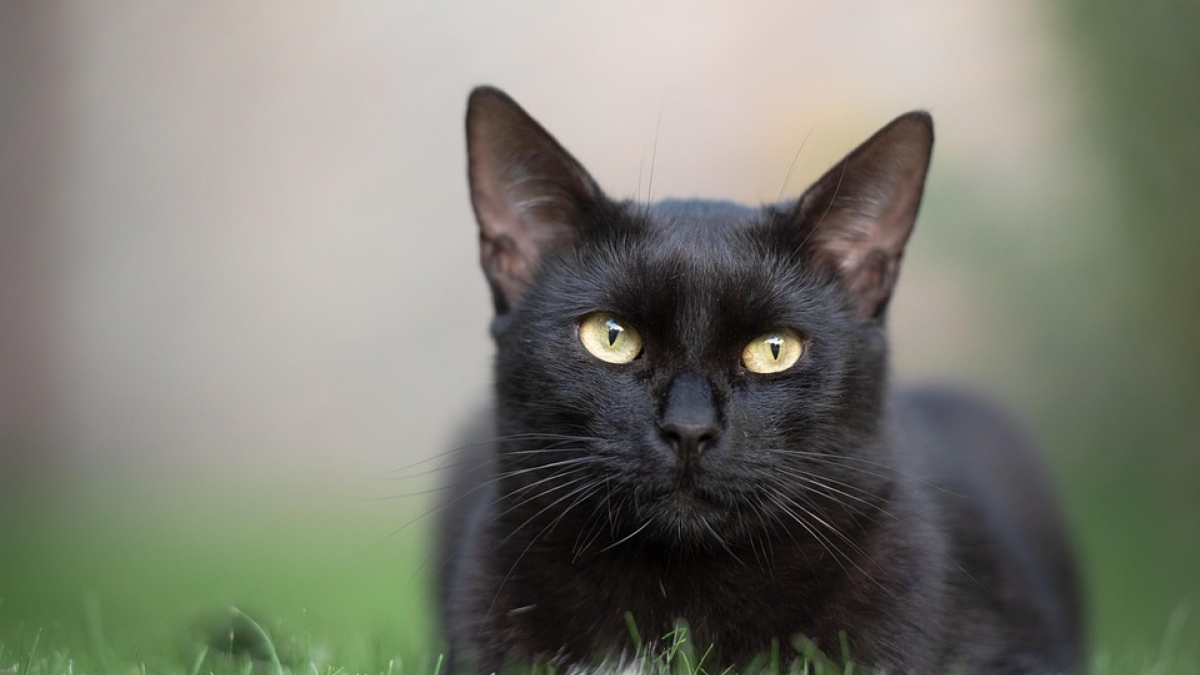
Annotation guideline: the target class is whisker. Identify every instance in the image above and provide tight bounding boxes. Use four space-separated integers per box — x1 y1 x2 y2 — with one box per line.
390 443 598 483
376 454 601 545
598 519 653 553
772 489 894 597
770 468 897 523
795 160 847 252
373 454 598 503
572 491 616 560
763 487 852 579
487 472 593 525
402 470 598 586
647 103 664 208
776 111 822 203
764 447 901 472
483 483 605 625
494 456 599 481
380 433 603 476
700 517 746 568
765 447 963 496
493 479 606 551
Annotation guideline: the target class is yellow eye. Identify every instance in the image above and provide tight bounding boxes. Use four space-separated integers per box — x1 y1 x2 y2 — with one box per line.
579 313 643 364
742 329 804 374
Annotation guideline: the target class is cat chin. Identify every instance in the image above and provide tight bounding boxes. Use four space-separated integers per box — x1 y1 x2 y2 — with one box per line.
634 488 751 546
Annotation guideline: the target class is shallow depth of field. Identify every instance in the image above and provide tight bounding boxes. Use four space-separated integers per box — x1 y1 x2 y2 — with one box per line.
2 2 1198 674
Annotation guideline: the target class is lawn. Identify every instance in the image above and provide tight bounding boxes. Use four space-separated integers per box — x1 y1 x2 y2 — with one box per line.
0 482 435 675
1 480 1195 675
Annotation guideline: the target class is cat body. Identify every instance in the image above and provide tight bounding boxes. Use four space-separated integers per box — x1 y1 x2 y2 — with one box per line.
436 87 1081 674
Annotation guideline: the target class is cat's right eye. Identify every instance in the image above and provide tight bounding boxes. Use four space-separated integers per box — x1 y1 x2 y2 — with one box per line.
578 313 643 364
742 328 804 374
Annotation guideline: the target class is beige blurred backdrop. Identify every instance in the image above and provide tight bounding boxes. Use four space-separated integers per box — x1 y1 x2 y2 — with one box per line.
1 1 1098 484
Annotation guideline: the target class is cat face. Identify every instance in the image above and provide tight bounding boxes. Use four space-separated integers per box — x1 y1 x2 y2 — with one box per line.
466 87 933 548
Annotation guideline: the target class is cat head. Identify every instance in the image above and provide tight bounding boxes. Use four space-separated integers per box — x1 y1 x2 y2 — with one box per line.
465 86 933 549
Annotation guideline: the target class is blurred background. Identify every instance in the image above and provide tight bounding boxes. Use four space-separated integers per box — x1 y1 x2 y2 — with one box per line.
1 0 1197 669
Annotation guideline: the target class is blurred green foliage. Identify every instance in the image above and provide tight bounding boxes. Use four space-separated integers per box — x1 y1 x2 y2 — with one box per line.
0 487 436 674
1048 0 1200 658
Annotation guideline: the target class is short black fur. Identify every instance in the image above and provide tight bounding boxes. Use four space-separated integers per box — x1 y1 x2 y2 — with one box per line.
436 86 1082 674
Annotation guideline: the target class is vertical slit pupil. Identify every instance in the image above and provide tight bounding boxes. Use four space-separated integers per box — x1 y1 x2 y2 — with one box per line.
769 338 781 360
607 322 621 346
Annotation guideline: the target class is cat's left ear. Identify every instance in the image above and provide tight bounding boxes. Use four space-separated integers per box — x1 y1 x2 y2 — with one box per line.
466 86 603 313
791 112 934 320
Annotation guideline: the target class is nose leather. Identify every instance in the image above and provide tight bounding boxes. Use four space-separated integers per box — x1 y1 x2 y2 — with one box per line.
658 372 722 465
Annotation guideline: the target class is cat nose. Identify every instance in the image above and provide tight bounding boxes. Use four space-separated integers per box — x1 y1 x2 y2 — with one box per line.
658 372 722 463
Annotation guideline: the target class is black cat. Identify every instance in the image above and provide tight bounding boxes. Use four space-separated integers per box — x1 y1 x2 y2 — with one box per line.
435 86 1082 674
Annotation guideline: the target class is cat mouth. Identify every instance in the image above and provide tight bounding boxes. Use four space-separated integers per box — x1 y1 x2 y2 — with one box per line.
653 483 728 521
663 487 705 509
639 488 736 544
626 464 747 539
654 467 727 506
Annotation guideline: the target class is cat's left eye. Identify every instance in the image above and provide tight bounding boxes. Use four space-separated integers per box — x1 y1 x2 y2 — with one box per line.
578 313 643 364
742 329 804 374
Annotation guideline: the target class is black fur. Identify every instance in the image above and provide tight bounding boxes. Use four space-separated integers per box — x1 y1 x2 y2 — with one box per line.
436 87 1081 674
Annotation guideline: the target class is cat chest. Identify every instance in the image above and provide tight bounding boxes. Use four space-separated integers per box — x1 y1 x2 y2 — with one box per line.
482 547 855 663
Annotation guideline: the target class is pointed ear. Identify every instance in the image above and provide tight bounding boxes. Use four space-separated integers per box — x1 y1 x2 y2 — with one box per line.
792 112 933 320
466 86 603 313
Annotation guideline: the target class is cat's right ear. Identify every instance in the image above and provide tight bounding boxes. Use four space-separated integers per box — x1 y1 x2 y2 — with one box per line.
788 112 934 321
466 86 602 313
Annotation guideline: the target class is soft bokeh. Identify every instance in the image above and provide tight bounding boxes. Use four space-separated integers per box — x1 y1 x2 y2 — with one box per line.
2 0 1197 666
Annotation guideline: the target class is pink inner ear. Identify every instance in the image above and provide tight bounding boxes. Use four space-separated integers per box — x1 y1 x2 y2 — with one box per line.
812 184 920 319
823 177 922 278
466 88 600 311
796 113 932 319
846 249 902 319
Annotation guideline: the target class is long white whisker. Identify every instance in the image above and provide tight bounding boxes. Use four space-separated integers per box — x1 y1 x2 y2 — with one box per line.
483 483 605 624
598 519 653 553
382 432 603 475
763 488 851 579
770 469 896 523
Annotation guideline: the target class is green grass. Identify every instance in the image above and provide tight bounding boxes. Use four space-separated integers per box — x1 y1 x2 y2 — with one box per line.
1 483 1195 675
0 483 436 675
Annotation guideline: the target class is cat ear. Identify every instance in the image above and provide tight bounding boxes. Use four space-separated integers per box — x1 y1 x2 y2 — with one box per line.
466 86 603 313
792 112 933 320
